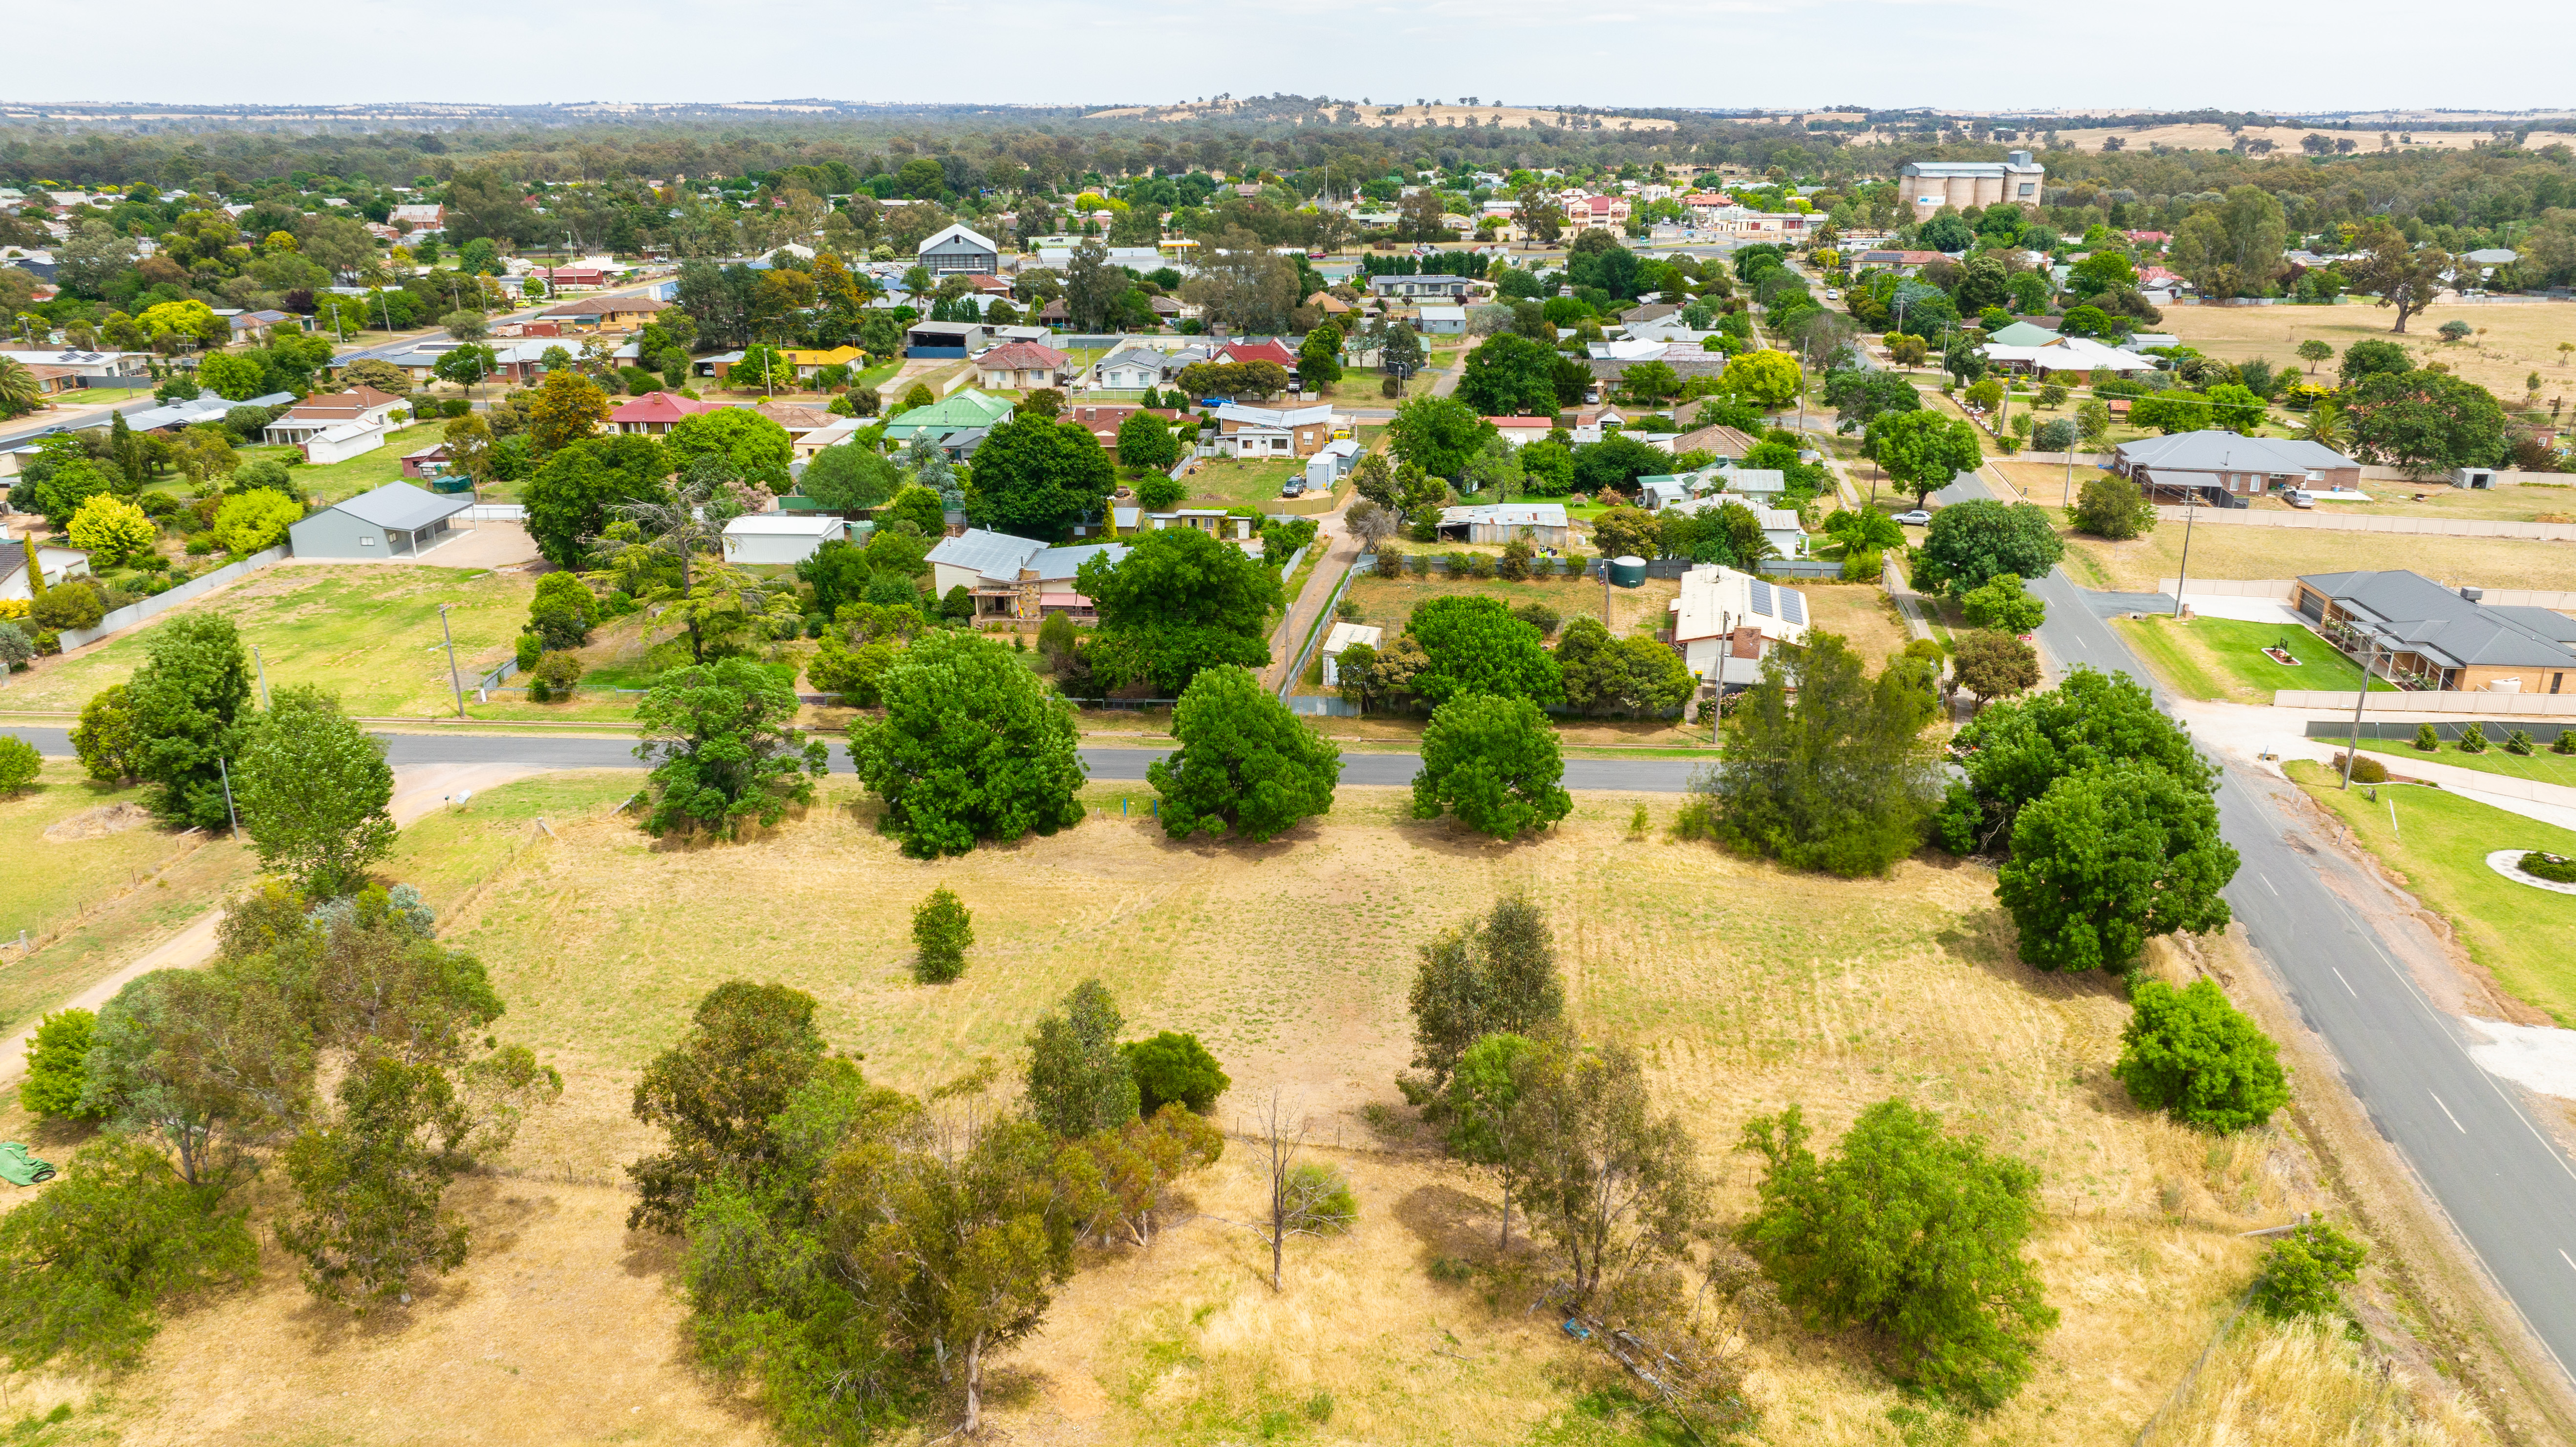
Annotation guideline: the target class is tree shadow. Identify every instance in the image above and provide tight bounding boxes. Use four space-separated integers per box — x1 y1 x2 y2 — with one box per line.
1935 904 2130 1002
1391 1181 1501 1264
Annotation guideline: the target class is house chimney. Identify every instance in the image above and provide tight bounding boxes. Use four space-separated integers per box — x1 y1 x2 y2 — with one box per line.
2459 586 2484 603
2009 150 2032 168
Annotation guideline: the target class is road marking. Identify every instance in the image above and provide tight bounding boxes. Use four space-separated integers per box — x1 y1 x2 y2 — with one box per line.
2261 872 2279 896
2332 967 2357 997
2562 1249 2576 1274
2430 1091 2468 1134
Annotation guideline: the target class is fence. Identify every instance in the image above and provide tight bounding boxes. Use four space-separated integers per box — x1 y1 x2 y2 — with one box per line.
2160 578 2576 612
57 544 287 651
2274 689 2576 716
2304 718 2572 745
2147 508 2576 542
456 503 527 522
1279 556 1362 700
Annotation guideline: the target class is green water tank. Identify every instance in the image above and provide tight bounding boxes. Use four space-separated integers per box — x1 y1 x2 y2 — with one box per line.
1608 554 1648 589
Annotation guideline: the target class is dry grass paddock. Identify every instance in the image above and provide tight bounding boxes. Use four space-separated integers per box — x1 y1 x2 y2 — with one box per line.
13 774 2491 1447
2043 508 2576 595
2157 301 2576 410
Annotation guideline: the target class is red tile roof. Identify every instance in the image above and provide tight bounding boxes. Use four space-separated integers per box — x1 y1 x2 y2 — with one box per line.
608 391 729 425
1215 339 1296 369
979 341 1071 371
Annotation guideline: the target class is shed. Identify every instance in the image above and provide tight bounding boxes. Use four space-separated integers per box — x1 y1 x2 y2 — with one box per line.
722 514 847 566
287 481 472 560
1320 623 1383 686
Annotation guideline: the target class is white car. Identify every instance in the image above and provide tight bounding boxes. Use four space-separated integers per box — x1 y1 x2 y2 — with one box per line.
1894 509 1932 526
1824 288 1842 300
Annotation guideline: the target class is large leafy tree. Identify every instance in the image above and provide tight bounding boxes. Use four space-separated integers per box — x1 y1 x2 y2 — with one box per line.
967 415 1116 538
2341 219 2452 334
1554 614 1695 717
1703 631 1939 877
2342 368 2510 473
848 630 1088 857
1387 394 1498 481
233 686 396 898
526 367 612 454
797 441 899 512
1411 693 1572 839
1403 894 1563 1095
1996 762 2238 973
631 658 829 840
1570 434 1672 498
669 408 795 491
70 682 142 782
1455 333 1561 416
1739 1100 2057 1410
1076 527 1281 695
1148 665 1342 842
1406 595 1563 706
2114 979 2288 1133
1824 368 1920 433
1944 666 2215 850
2072 473 2155 540
1718 350 1802 409
1025 978 1140 1138
1865 407 1984 508
522 434 670 569
1512 1038 1706 1304
275 1056 475 1309
627 980 828 1233
2168 186 2288 300
1115 408 1181 470
0 1137 258 1373
1912 498 2062 595
126 612 254 830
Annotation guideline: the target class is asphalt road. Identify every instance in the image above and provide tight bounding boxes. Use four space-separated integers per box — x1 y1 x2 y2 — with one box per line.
1993 495 2576 1383
2 726 1706 794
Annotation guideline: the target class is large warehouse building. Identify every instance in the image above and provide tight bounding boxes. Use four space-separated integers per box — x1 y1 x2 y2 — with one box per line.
1899 150 2046 212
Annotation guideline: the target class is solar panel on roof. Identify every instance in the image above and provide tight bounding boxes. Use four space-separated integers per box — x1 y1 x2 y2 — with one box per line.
1750 579 1774 617
1782 590 1805 626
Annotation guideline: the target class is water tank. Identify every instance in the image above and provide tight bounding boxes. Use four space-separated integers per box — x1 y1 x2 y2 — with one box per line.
1609 555 1648 589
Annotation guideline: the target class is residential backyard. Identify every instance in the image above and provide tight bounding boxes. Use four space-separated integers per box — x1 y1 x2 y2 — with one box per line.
1170 455 1312 510
2110 615 2392 703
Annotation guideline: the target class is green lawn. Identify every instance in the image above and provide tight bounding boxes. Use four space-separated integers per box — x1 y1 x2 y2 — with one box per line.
1178 456 1307 509
2109 616 2392 704
2360 738 2576 788
2 564 535 718
2289 760 2576 1025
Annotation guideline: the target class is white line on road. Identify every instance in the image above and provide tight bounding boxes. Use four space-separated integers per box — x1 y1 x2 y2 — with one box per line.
2562 1249 2576 1274
2332 967 2358 997
2261 872 2279 896
2431 1091 2468 1134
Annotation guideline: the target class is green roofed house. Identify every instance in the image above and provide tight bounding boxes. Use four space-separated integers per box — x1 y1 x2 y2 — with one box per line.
1984 320 2060 346
881 387 1016 442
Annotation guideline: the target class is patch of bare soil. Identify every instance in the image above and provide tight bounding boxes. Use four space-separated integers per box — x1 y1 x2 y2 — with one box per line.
42 802 158 842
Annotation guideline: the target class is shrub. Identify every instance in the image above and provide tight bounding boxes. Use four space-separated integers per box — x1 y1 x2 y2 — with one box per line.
2251 1222 2366 1320
1374 542 1405 578
210 488 301 554
0 1137 258 1371
1840 547 1883 582
2458 722 2489 754
1512 601 1560 636
527 572 597 649
1122 1031 1231 1115
0 735 39 793
529 650 582 702
2413 724 2439 751
30 580 105 634
19 1009 101 1120
2338 752 2387 784
911 886 974 982
515 632 542 672
2521 852 2576 884
2505 729 2535 756
0 621 30 671
2113 979 2288 1133
2555 730 2576 756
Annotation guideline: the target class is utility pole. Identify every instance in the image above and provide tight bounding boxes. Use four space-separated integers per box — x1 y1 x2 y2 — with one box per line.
439 604 465 719
2342 636 2385 789
2171 491 2200 617
252 645 271 710
217 756 240 841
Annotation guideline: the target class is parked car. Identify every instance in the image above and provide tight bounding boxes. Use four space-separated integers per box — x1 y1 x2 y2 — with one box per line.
1280 480 1306 498
1824 288 1842 300
2287 489 2316 509
1894 509 1932 526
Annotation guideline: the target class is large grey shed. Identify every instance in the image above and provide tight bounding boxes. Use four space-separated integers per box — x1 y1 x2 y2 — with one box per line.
288 481 474 560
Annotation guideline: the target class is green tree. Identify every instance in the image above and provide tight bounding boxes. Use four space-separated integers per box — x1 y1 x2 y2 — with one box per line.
2296 339 2335 373
1739 1100 2057 1410
2251 1223 2366 1321
2339 338 2412 384
2072 473 2156 540
2168 187 2287 300
1513 1037 1705 1303
1455 333 1560 416
669 407 795 490
1026 979 1140 1138
1959 573 2045 633
1996 763 2239 973
1441 1031 1539 1247
126 612 254 830
1719 349 1802 409
0 1137 258 1373
2343 368 2511 474
1553 614 1695 717
1404 894 1563 1095
275 1056 473 1310
527 571 597 650
911 887 974 984
1913 499 2063 595
632 658 829 840
522 434 670 570
800 442 900 512
20 1008 102 1120
1387 394 1498 481
966 415 1116 537
1946 667 2215 851
1952 631 2040 705
1115 408 1181 470
1406 594 1563 706
1704 631 1938 876
627 980 828 1233
1866 408 1985 507
1412 694 1572 839
2341 219 2451 335
1589 504 1659 560
81 967 310 1187
233 686 396 898
2114 979 2288 1133
1077 527 1281 695
210 488 301 553
850 630 1088 858
526 366 613 454
69 683 141 782
68 494 157 567
1122 1032 1230 1116
1148 665 1342 841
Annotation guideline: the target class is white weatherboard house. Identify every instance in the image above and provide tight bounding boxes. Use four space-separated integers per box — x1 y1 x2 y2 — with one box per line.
722 513 847 566
0 539 91 600
1668 565 1809 685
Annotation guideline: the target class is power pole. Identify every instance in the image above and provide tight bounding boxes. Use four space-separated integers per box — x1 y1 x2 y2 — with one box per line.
252 645 271 710
2342 637 2385 790
2171 492 2199 617
439 604 466 719
217 756 240 841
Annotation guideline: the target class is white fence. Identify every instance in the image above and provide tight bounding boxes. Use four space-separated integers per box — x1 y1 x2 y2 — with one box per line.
456 503 526 522
2159 577 2576 612
2275 690 2576 716
57 545 287 651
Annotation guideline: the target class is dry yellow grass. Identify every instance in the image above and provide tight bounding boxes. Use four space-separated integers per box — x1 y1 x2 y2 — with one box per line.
2038 125 2576 154
2051 511 2576 594
14 774 2490 1447
1801 581 1916 664
2138 1317 2490 1447
2156 301 2576 409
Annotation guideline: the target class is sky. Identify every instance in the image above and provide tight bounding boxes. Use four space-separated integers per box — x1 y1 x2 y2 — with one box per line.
13 0 2573 114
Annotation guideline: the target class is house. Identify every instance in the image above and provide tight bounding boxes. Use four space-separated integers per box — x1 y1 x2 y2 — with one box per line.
904 320 993 358
1416 304 1467 335
529 265 612 291
263 387 406 446
882 388 1015 442
925 527 1131 622
1095 346 1175 389
1899 150 2044 212
1983 321 2061 347
1718 468 1786 501
115 391 295 435
608 391 728 436
1437 502 1571 548
2111 432 2360 505
1320 622 1383 686
0 347 151 379
15 363 80 398
975 341 1073 391
1486 416 1561 447
1307 290 1352 318
1366 274 1479 302
918 224 1002 276
1148 509 1255 541
722 514 847 566
1635 472 1711 511
0 539 90 601
1981 334 2157 378
1213 403 1335 459
287 481 472 560
753 401 844 445
399 443 450 479
2293 570 2576 695
1670 422 1760 462
227 308 295 339
780 346 864 380
535 295 670 330
1854 250 1952 274
1304 437 1363 492
1061 403 1177 447
1663 495 1807 556
389 203 445 232
1213 338 1298 371
1668 565 1810 685
1562 407 1625 445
